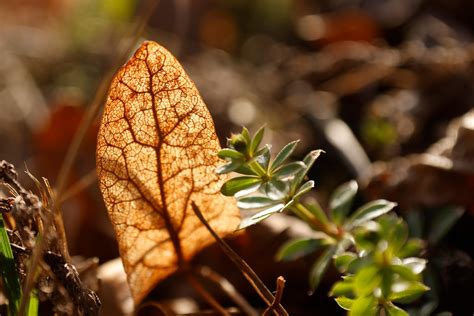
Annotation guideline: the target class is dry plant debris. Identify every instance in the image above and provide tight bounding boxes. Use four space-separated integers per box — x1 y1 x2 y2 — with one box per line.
96 41 240 304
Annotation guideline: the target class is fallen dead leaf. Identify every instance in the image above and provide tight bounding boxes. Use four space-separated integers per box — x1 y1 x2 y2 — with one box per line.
96 41 240 304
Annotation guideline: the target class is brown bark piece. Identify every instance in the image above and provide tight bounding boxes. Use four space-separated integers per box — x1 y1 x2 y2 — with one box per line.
96 41 240 304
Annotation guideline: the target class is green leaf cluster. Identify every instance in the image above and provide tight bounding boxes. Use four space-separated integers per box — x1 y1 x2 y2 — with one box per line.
218 126 322 229
217 127 431 315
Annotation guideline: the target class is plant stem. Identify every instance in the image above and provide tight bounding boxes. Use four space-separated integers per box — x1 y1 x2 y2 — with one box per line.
185 270 230 315
248 160 267 178
263 276 286 316
196 265 258 316
291 202 339 238
191 202 289 316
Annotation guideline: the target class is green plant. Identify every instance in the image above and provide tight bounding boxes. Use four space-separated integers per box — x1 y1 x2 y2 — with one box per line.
217 127 429 316
0 216 38 316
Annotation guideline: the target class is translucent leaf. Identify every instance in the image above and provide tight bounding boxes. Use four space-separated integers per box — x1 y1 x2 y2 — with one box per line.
271 140 299 171
96 41 240 304
276 238 327 262
330 180 358 225
347 200 397 228
221 176 262 196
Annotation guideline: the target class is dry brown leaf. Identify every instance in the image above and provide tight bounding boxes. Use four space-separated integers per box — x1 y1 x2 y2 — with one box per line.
96 41 240 304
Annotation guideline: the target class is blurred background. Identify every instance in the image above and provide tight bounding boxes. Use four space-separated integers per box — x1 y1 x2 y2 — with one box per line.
0 0 473 314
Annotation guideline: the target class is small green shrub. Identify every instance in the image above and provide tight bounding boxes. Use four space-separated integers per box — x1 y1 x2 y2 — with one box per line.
217 127 429 316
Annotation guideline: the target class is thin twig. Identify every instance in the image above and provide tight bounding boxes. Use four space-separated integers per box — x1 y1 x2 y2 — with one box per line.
263 277 286 316
191 202 288 316
196 265 258 316
135 301 177 316
57 169 96 204
185 271 230 316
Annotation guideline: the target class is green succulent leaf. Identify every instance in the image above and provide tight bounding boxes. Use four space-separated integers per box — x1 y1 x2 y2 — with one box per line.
390 264 419 282
349 296 377 316
237 196 278 209
271 140 300 171
347 256 374 274
220 176 261 196
293 180 315 200
335 296 354 311
249 126 265 155
234 164 257 175
306 201 329 226
276 237 328 262
264 178 288 200
428 206 464 246
330 278 355 297
238 203 285 230
384 302 409 316
330 180 358 225
334 252 357 273
291 150 323 193
218 148 245 160
388 281 430 304
354 266 381 297
402 257 427 275
347 200 397 228
397 238 424 258
254 143 271 158
309 245 337 291
216 160 242 174
241 127 251 144
256 145 272 171
273 161 306 179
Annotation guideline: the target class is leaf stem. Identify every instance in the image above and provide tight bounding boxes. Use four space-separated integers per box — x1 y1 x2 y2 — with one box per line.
191 202 288 316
